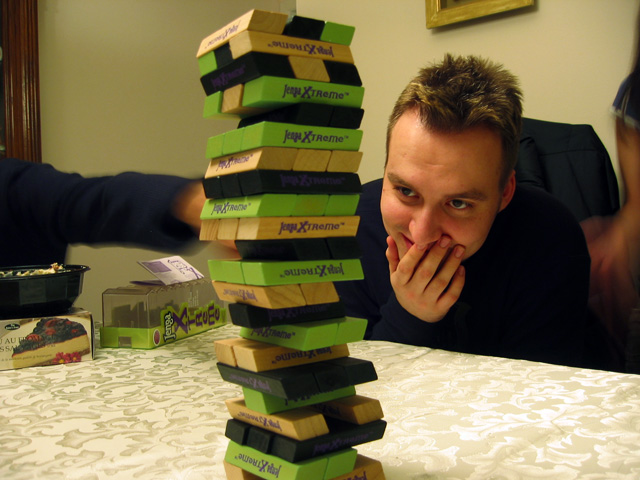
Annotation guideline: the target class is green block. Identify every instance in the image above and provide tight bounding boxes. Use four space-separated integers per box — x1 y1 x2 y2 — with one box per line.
242 75 365 109
291 194 328 216
208 259 245 284
239 319 340 351
241 122 362 152
203 91 223 118
324 448 358 480
243 385 356 414
222 128 245 155
320 22 356 46
225 441 357 480
206 133 225 159
324 194 360 216
239 258 364 286
200 194 296 219
334 316 368 344
198 50 218 75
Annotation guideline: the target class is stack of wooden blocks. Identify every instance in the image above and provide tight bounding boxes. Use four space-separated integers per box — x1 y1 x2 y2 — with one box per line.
196 9 386 480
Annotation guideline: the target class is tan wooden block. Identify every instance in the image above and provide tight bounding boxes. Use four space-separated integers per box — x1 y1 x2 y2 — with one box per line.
199 218 219 241
212 281 307 309
214 337 245 366
236 216 360 240
300 281 340 305
225 397 329 440
229 30 355 64
223 461 261 480
227 337 350 371
331 455 386 480
217 218 240 240
197 9 288 57
292 149 331 171
312 395 384 425
327 150 363 172
205 147 297 178
288 56 330 82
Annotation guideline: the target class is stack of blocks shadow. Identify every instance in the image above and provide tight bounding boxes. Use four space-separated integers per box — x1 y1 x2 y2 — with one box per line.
197 10 386 480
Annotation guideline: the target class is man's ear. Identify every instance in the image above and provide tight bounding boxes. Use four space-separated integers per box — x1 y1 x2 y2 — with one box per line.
499 170 516 212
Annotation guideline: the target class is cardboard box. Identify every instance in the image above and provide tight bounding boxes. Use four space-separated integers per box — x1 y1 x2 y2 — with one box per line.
101 279 226 349
0 308 94 371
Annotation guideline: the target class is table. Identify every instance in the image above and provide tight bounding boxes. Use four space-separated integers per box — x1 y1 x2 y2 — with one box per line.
2 324 640 479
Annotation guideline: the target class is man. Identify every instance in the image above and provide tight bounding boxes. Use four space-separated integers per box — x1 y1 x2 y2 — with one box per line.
336 54 599 368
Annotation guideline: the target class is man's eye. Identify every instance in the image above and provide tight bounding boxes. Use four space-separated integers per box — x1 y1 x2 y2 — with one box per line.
449 199 469 210
396 186 416 197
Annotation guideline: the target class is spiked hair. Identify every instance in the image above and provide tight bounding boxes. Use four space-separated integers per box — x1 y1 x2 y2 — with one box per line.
386 54 523 186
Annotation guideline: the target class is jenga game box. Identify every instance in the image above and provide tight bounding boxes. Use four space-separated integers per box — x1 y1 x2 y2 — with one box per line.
196 9 386 480
0 308 94 371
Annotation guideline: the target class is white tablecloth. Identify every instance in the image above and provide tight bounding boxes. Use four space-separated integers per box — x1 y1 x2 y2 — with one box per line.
2 324 640 479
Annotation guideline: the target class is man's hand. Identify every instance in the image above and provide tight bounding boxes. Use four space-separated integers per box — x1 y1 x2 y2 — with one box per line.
387 235 466 323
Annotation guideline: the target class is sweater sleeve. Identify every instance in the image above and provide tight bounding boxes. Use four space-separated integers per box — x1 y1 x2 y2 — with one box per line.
0 158 198 266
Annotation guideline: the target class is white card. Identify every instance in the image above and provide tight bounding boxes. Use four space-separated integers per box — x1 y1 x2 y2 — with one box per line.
137 256 204 285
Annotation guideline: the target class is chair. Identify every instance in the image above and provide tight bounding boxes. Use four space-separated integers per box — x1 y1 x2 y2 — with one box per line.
516 117 620 223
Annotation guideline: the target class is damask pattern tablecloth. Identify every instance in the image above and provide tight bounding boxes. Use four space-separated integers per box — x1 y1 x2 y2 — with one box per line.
2 324 640 479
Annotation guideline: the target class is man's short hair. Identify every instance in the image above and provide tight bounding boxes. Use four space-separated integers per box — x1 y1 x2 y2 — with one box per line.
386 54 523 186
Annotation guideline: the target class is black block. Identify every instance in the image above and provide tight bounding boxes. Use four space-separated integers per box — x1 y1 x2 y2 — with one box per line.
283 16 325 40
237 103 334 128
235 238 331 261
325 237 362 259
228 301 347 328
324 61 362 86
237 170 362 196
202 176 223 199
329 106 364 129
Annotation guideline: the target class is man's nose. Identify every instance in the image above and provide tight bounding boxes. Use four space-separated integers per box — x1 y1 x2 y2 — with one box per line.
409 207 442 248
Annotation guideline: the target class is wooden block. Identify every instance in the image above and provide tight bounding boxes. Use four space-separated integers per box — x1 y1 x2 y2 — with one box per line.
312 395 384 425
270 418 386 463
209 259 246 284
200 194 296 219
197 9 289 57
241 122 363 153
224 441 356 480
325 237 362 259
239 258 364 286
223 128 245 155
217 357 377 400
243 385 356 415
288 56 330 83
217 218 240 240
331 455 386 480
233 339 350 372
320 22 356 46
214 337 245 366
239 320 340 351
228 301 347 328
203 90 223 118
326 150 363 173
223 461 262 480
235 216 360 240
242 76 365 110
300 282 340 305
228 31 355 64
200 52 294 96
324 194 360 216
283 16 325 40
212 281 307 309
197 51 217 76
199 218 219 241
206 147 297 176
293 149 331 171
222 84 253 115
238 103 333 129
329 106 364 129
324 61 362 87
235 238 331 261
225 397 329 440
334 317 368 345
235 170 362 196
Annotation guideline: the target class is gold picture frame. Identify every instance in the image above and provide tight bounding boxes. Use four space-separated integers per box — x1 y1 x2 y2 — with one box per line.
426 0 534 29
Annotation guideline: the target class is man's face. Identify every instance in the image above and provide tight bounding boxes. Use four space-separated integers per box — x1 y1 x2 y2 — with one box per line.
381 109 515 261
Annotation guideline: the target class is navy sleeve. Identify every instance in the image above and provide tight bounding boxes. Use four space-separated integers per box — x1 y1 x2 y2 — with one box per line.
0 158 197 266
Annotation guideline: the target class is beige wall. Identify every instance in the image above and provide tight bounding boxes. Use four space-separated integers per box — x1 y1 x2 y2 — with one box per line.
38 0 636 318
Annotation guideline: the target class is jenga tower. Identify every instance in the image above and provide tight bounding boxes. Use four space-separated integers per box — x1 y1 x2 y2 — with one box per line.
196 10 386 479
